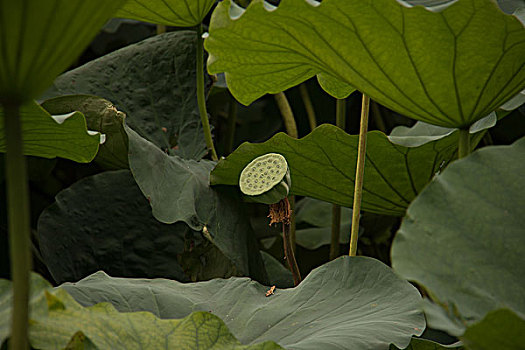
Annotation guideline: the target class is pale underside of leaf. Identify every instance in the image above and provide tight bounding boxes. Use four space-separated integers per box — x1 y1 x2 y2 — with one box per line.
61 256 426 350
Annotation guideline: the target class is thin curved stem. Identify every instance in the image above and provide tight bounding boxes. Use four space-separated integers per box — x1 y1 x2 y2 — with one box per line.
458 128 471 159
335 98 346 130
282 199 301 286
274 92 298 138
299 84 317 131
4 103 31 350
196 24 218 161
330 98 346 260
349 94 370 256
289 195 296 253
274 91 298 251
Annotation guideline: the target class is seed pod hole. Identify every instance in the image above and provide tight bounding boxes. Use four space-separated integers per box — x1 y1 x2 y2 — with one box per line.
239 153 289 196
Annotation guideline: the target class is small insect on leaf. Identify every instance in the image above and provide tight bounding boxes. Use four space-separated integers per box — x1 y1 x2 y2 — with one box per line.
265 285 276 297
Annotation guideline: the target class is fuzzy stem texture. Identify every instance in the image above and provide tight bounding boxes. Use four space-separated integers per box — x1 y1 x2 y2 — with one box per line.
4 103 32 350
196 24 218 161
349 94 370 256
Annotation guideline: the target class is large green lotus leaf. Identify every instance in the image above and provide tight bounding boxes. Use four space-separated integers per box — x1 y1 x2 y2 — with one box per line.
295 197 353 249
116 0 216 27
37 170 216 284
61 256 425 350
460 309 525 350
1 274 280 350
0 101 100 162
41 95 129 170
43 31 208 160
0 0 125 103
205 0 525 128
391 138 525 334
124 125 268 283
211 124 478 216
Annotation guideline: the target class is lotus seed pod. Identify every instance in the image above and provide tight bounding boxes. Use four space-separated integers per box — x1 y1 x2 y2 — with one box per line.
239 153 291 204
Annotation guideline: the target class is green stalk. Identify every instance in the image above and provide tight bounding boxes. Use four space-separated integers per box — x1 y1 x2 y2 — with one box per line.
349 94 370 256
458 128 470 159
330 98 346 260
299 84 317 131
196 24 218 161
225 94 238 154
4 103 32 350
289 195 296 253
274 92 298 138
273 92 298 250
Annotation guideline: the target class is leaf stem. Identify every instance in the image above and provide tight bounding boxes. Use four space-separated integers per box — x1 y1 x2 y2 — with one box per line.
273 92 298 138
282 199 301 286
196 24 218 161
225 93 238 154
299 84 317 131
273 91 298 250
335 98 346 130
349 94 370 256
458 128 470 159
4 102 32 350
289 195 296 253
330 98 346 260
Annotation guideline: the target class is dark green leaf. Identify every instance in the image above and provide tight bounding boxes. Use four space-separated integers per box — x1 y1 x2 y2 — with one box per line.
125 125 268 283
0 101 100 162
37 170 191 283
62 256 425 350
392 138 525 333
206 0 525 128
43 31 208 159
460 309 525 350
211 124 473 216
